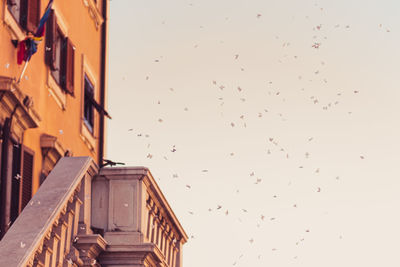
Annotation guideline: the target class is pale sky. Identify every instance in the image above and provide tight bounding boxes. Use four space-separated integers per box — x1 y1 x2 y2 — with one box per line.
106 1 400 266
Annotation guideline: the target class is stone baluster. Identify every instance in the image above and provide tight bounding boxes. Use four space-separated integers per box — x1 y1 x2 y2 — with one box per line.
176 240 182 267
78 174 92 235
146 199 155 241
72 189 83 239
145 199 151 240
164 225 170 262
64 206 74 256
151 208 159 244
55 216 68 266
154 219 160 248
159 219 166 253
146 210 152 241
171 245 178 267
144 195 151 239
50 231 60 267
166 231 173 266
156 215 163 250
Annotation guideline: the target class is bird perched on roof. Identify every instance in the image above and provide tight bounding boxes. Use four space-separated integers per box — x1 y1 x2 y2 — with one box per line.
101 159 125 168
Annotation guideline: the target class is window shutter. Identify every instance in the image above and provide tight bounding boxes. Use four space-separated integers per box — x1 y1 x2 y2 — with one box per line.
19 0 28 29
26 0 40 33
10 143 21 222
0 139 2 171
65 38 75 95
20 146 34 212
45 10 57 70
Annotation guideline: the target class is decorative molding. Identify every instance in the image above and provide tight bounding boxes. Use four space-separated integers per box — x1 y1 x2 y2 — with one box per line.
51 5 69 37
82 54 98 88
74 234 107 266
98 243 166 267
80 126 96 152
0 76 41 142
82 0 104 30
40 134 66 176
2 4 26 41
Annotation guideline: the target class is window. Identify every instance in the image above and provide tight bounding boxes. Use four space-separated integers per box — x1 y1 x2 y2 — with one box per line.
45 10 75 95
0 118 34 237
7 0 40 33
7 143 33 228
84 75 95 133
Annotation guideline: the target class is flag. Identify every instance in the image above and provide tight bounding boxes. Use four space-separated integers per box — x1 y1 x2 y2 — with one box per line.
35 0 54 38
17 0 54 64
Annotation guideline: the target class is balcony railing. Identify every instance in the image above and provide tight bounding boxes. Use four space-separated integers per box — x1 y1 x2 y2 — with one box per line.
0 157 106 267
0 158 187 267
92 167 188 267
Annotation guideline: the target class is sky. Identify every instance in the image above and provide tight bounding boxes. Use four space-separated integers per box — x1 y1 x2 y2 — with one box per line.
106 1 400 266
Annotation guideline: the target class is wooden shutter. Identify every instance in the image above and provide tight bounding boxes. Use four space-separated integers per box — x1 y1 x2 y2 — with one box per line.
10 143 21 222
19 146 34 212
65 38 75 95
45 10 57 70
19 0 28 28
0 139 2 172
26 0 40 33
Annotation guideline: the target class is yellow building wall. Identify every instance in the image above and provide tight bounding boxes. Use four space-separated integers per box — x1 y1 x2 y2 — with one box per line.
0 0 107 194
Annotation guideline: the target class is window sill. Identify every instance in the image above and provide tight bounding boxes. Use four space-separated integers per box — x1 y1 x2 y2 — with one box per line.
80 121 96 152
3 6 26 41
83 119 94 134
47 71 66 110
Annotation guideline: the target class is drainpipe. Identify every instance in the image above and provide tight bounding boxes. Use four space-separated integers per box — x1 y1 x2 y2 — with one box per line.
98 0 108 167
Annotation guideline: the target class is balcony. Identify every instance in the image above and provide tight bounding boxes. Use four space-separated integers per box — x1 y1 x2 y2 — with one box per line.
0 157 187 267
92 167 188 267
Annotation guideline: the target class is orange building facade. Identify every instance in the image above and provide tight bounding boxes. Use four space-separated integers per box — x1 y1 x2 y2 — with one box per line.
0 0 109 238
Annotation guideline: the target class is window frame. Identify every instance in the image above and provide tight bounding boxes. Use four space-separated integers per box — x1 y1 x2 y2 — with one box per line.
45 8 74 110
19 145 34 213
50 26 67 87
79 55 98 152
7 0 22 27
83 75 95 133
6 0 40 34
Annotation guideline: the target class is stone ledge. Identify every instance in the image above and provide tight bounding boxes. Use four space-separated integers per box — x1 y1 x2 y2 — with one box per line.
75 234 107 266
82 0 104 30
98 243 166 267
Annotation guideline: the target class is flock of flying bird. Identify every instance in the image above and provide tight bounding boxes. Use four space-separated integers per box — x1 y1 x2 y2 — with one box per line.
115 3 391 266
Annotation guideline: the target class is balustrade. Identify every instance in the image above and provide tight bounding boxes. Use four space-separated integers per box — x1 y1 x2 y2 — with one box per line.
0 157 106 267
93 167 188 267
0 159 187 267
144 195 181 267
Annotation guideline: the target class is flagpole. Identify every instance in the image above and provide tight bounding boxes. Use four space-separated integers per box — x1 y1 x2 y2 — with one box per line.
16 60 29 84
15 0 54 84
